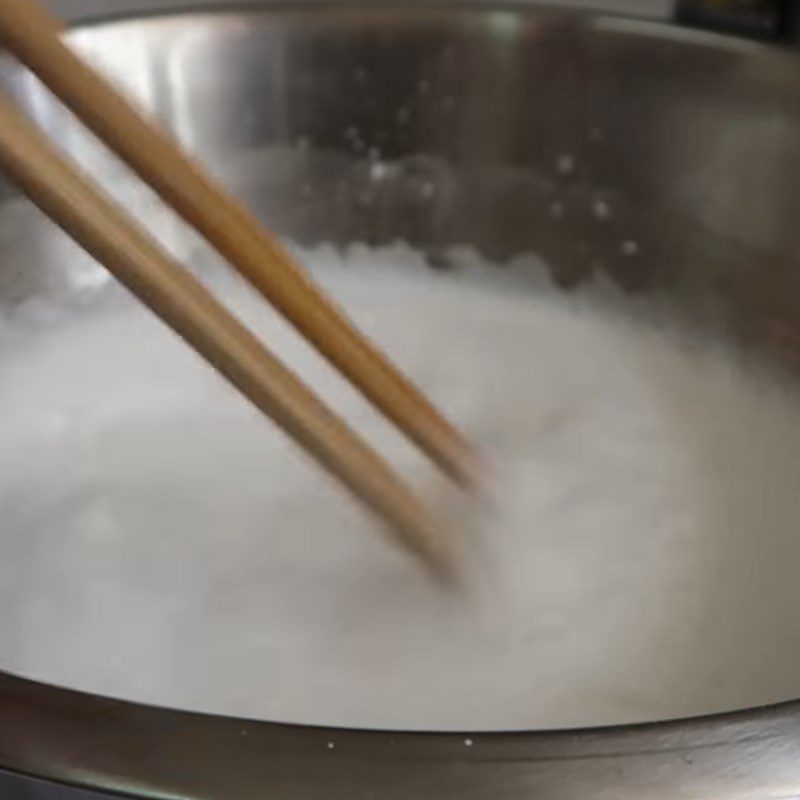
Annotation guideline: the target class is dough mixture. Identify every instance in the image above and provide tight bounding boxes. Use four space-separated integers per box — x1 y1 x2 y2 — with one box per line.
2 243 800 730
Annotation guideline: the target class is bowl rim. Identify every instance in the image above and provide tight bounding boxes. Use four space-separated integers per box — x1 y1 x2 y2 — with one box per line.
1 4 799 798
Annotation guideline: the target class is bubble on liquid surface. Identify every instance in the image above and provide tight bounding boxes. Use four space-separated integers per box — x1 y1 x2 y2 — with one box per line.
556 154 576 175
592 199 612 220
420 181 436 200
369 162 389 181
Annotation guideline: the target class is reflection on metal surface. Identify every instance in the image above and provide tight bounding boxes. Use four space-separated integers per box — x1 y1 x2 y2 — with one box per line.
676 0 795 40
2 4 800 798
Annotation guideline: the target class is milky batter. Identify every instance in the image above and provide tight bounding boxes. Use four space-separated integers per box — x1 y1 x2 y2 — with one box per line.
2 242 800 730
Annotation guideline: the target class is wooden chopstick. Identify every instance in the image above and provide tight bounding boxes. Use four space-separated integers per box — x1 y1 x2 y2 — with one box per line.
0 88 450 572
0 0 480 490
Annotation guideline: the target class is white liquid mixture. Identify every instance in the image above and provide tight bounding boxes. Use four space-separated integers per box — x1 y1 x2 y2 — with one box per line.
2 242 800 730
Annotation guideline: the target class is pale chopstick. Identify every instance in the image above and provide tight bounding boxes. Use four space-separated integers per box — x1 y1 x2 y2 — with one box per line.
0 0 480 490
0 89 450 572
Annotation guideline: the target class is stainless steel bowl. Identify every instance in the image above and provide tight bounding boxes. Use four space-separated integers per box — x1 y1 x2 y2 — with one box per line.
2 4 800 798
